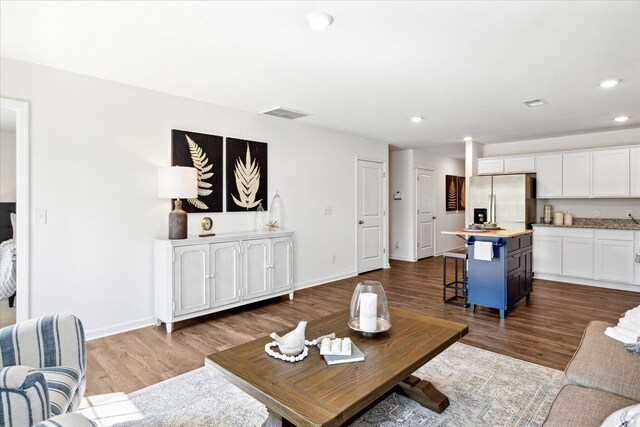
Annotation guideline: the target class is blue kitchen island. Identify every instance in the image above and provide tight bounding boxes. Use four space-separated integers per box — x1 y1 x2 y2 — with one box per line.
443 229 533 318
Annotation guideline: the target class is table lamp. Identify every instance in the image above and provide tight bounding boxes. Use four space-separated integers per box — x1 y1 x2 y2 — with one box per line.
158 166 198 239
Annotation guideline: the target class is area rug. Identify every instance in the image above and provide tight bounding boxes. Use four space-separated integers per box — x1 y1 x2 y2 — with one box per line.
0 298 16 329
81 343 563 427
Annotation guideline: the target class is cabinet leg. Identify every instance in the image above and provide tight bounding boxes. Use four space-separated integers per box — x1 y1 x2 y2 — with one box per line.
154 317 162 327
166 322 173 333
499 309 505 319
289 292 294 301
526 294 531 302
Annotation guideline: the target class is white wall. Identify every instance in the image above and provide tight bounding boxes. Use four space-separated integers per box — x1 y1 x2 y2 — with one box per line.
389 149 465 261
481 128 640 157
0 58 388 338
0 130 16 202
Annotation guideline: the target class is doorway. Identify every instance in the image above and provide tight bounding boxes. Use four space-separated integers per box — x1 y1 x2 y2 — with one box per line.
0 98 29 326
416 168 435 259
356 159 385 273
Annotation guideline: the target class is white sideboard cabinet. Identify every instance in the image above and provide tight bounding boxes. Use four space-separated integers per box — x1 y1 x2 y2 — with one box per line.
154 231 294 332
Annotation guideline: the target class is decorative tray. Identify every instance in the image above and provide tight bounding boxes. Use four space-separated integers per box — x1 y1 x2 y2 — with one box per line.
463 228 487 232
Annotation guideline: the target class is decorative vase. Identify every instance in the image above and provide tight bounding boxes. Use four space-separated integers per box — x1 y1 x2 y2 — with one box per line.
348 280 391 336
254 202 265 232
168 199 188 239
269 191 283 231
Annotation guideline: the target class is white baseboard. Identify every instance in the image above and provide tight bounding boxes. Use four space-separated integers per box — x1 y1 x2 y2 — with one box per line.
534 273 640 293
389 255 416 262
85 317 156 341
294 271 357 291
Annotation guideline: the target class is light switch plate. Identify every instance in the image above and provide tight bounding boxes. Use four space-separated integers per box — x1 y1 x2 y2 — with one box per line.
33 209 47 225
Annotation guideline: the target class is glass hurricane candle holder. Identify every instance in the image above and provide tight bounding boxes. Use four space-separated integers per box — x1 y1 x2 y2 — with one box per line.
348 280 391 336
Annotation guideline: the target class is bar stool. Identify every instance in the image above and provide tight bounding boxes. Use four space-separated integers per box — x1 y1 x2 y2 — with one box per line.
442 247 469 307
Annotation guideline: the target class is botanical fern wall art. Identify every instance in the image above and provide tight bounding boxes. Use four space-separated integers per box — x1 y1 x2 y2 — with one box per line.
446 175 458 211
457 176 466 211
171 130 223 213
226 138 268 212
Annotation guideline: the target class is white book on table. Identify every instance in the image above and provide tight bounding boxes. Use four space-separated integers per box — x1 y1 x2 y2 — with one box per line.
322 343 365 365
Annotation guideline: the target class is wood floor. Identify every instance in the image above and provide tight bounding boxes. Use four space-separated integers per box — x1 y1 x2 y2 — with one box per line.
86 256 640 396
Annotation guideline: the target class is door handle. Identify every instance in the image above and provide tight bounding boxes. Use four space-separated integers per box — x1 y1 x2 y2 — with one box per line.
432 216 437 220
358 220 364 225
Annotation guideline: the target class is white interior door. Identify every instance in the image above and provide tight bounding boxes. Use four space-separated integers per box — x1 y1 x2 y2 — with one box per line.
416 168 435 259
357 159 384 273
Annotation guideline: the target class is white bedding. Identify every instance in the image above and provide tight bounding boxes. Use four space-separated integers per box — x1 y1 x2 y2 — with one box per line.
0 238 16 300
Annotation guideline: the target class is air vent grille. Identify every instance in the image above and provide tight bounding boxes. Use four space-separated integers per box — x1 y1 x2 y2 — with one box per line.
523 98 547 107
262 107 310 120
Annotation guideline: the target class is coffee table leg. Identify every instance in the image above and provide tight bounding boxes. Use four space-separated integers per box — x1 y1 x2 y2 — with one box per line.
262 409 295 427
396 375 450 413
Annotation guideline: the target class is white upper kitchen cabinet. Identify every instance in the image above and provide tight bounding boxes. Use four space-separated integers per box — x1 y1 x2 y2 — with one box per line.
592 149 630 197
535 154 563 198
563 152 591 197
504 156 535 173
631 147 640 197
477 158 504 175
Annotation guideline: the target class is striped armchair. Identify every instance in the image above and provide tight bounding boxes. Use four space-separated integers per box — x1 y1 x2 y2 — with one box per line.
0 314 95 426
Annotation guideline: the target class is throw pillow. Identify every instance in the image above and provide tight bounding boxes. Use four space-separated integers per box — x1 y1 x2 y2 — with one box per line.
601 403 640 427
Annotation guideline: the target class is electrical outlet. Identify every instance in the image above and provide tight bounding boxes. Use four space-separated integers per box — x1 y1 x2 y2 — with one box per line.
626 210 633 217
395 241 400 249
594 210 600 217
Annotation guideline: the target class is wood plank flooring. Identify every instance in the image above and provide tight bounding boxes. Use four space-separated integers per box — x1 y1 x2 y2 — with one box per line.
85 256 640 396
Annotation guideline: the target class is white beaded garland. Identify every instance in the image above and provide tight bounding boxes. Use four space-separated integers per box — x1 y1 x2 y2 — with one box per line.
265 341 309 363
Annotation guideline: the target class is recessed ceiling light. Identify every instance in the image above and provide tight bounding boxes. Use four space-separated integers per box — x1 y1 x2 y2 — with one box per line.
600 79 620 88
306 12 334 30
614 116 629 122
411 116 424 123
463 137 473 143
523 98 547 107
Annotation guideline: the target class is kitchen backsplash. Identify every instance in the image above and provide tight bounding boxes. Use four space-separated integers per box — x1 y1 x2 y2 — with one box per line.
537 198 640 220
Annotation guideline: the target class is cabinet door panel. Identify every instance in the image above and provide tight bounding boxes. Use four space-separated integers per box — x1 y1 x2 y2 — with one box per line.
563 152 591 197
271 237 293 293
595 239 635 284
243 239 270 300
631 148 640 197
478 158 504 175
532 236 562 275
562 238 594 279
505 156 535 173
174 245 210 315
592 149 630 197
535 154 563 198
211 242 241 307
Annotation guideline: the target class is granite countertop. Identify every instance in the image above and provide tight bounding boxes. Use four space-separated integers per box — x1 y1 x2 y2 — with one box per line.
442 229 533 238
533 218 640 231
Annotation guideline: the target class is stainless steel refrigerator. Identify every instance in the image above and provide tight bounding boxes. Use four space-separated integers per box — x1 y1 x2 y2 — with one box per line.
469 174 537 229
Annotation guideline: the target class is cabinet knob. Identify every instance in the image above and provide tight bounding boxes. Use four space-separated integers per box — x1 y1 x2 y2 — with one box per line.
358 220 364 225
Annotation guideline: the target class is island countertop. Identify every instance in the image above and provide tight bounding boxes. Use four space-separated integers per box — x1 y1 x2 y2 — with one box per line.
441 229 533 238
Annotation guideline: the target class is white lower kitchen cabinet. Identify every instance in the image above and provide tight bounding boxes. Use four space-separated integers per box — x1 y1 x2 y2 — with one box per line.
155 231 294 332
532 235 562 275
595 231 635 284
533 226 638 291
562 238 594 279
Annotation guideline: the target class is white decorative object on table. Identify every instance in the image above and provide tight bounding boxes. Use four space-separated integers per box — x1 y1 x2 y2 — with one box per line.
349 280 392 336
359 293 378 332
320 338 352 356
265 329 336 363
270 321 307 356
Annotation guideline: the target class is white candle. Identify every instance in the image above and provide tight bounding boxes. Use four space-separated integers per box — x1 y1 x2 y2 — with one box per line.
359 293 378 332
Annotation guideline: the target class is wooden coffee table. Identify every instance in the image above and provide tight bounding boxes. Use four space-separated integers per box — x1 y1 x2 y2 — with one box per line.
205 307 468 427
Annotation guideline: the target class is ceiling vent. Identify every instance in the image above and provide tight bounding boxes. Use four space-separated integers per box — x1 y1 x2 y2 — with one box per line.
523 98 547 107
262 107 310 120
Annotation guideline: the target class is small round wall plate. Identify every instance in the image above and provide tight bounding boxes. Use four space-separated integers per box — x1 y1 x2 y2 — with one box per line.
348 318 391 337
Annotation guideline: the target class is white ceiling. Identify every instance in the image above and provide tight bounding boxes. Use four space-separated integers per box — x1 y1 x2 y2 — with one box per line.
1 1 639 159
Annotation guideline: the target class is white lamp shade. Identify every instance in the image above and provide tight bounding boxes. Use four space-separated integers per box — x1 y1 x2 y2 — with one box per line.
157 166 198 199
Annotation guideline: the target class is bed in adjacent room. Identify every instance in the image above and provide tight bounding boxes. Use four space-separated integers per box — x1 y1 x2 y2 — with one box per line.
0 203 17 306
